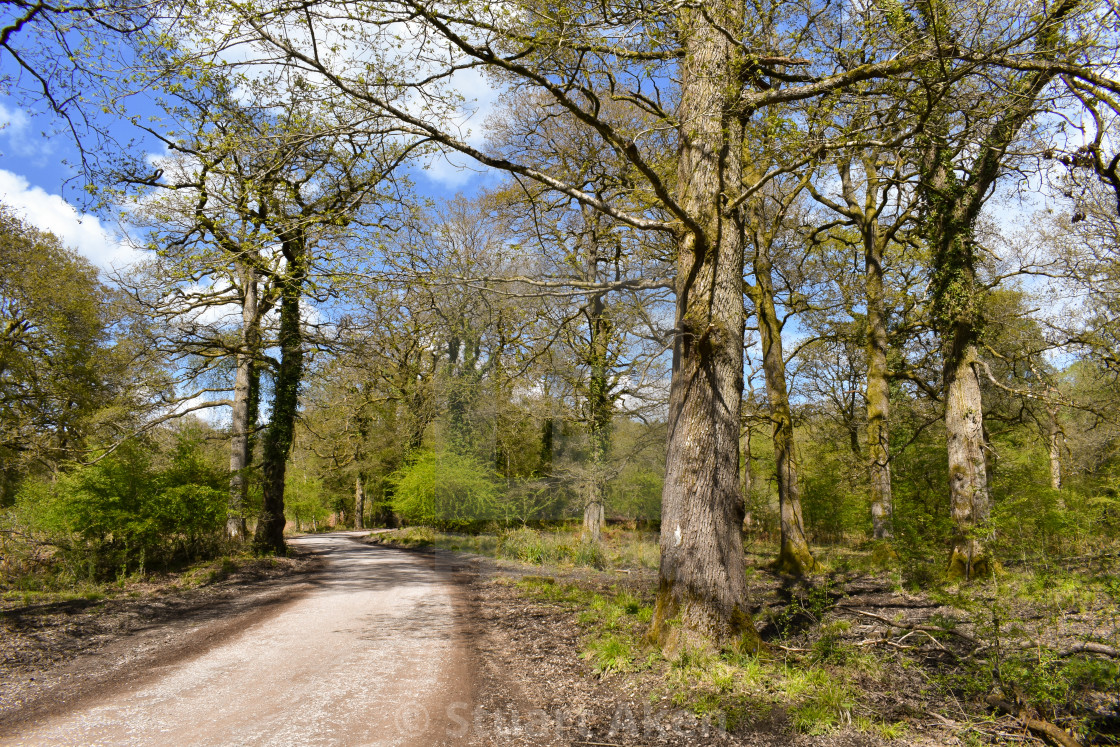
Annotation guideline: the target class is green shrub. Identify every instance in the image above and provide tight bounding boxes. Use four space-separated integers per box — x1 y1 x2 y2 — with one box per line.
391 450 500 529
3 433 227 582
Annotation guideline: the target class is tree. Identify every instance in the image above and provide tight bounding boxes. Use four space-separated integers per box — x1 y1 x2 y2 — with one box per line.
0 205 145 502
122 69 417 553
744 177 817 575
908 0 1085 578
806 145 922 541
206 0 1117 639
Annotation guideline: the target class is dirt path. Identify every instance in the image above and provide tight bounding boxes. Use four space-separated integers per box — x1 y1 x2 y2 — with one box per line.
1 532 474 746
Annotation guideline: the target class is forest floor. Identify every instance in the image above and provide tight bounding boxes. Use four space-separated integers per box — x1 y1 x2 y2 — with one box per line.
371 527 1120 746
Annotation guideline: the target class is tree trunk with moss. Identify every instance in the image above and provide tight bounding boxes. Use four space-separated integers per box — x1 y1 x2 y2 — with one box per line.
650 3 758 653
582 213 612 544
944 341 992 578
254 246 305 555
914 0 1075 580
750 245 815 576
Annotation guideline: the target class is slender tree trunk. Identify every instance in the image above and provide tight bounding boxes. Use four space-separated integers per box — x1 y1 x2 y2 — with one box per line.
865 228 894 540
740 425 753 531
1047 404 1062 493
354 473 365 530
254 256 305 555
583 216 612 544
227 266 258 540
651 3 757 652
945 340 992 579
539 417 554 477
751 246 815 576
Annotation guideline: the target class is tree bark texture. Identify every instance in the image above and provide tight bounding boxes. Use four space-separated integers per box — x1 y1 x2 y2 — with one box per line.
651 4 758 653
751 246 815 576
945 343 992 579
254 253 305 555
864 223 894 541
227 265 259 540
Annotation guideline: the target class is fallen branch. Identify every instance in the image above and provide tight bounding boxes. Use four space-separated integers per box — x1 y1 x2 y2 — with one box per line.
1058 642 1119 658
847 608 979 645
985 695 1083 747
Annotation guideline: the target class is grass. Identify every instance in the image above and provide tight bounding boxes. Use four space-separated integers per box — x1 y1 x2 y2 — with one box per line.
369 525 660 571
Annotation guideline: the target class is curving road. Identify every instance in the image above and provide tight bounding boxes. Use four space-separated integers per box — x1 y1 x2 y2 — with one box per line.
2 532 474 746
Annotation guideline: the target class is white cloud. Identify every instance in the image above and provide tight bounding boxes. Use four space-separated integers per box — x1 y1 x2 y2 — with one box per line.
0 169 140 270
0 99 55 161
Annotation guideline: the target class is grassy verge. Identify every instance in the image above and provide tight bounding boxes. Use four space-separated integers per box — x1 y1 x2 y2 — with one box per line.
368 525 660 570
0 552 288 609
513 575 909 739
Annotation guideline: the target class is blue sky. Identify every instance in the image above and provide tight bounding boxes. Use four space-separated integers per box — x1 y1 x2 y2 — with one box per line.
0 76 500 274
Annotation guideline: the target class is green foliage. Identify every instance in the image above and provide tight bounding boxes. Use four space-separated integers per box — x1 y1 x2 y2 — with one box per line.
0 206 130 506
390 449 500 529
607 458 663 525
500 527 605 568
2 429 227 583
284 468 334 531
799 421 868 543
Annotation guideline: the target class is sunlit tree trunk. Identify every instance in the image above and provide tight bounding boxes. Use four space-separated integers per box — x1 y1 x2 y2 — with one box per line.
740 425 753 531
750 245 815 576
354 473 365 530
944 341 992 578
651 3 757 652
1047 403 1063 493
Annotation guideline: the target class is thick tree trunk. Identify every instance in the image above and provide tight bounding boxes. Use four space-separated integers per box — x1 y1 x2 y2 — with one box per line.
651 4 757 652
583 497 604 541
227 266 258 540
254 265 304 555
865 228 894 541
945 341 992 579
751 247 815 576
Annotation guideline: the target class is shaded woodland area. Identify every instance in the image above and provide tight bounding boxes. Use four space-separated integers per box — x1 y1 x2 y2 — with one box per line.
2 0 1120 742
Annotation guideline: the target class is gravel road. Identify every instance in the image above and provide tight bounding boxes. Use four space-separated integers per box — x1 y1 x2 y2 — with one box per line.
1 532 474 746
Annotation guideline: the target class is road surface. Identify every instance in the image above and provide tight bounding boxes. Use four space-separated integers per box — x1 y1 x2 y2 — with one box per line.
2 532 474 746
